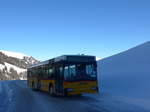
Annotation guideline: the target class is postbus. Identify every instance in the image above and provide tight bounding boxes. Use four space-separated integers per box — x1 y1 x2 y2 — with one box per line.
27 55 98 96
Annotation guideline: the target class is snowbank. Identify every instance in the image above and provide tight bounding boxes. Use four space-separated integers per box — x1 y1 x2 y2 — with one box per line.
0 64 5 70
97 41 150 110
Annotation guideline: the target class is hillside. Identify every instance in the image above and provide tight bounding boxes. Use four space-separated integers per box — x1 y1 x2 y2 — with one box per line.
97 41 150 109
0 50 38 80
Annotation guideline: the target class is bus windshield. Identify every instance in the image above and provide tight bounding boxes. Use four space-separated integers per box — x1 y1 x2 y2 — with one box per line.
64 63 97 81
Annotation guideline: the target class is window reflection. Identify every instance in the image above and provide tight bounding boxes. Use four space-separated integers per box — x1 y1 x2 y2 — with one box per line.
69 65 76 78
64 64 96 81
64 66 69 80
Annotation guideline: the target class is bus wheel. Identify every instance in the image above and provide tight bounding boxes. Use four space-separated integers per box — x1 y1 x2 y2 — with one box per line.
49 85 55 96
32 82 38 91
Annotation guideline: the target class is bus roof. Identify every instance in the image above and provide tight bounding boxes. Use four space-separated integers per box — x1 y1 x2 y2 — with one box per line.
28 55 96 69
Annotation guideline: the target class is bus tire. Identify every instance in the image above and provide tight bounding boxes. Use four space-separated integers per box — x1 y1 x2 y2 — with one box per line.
32 81 38 91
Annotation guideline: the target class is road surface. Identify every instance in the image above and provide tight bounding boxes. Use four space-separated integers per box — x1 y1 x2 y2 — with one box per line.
0 80 149 112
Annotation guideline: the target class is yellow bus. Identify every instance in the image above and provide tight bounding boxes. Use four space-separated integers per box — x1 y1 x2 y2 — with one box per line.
27 55 98 96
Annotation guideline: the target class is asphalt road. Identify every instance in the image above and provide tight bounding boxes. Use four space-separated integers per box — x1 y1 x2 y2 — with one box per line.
0 80 110 112
0 80 149 112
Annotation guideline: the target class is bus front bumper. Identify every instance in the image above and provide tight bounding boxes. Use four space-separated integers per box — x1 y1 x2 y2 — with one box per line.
66 87 99 95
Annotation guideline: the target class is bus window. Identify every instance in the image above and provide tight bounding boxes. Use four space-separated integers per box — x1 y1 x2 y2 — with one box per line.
42 67 46 78
64 66 69 80
59 67 63 75
64 65 76 81
48 68 54 78
46 68 49 77
76 64 86 76
59 67 63 79
86 64 96 78
69 65 76 78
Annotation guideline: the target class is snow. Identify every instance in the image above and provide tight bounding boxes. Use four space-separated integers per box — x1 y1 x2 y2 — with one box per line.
96 57 101 61
0 62 26 79
5 73 10 78
97 41 150 111
0 50 28 59
0 63 27 80
4 62 26 74
0 64 5 70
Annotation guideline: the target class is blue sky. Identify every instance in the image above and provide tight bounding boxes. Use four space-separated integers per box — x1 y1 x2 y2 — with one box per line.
0 0 150 60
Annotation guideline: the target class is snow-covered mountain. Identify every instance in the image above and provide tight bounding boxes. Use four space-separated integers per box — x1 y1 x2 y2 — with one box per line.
97 41 150 107
0 50 38 80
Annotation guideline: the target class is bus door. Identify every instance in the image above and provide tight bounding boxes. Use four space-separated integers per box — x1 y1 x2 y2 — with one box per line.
55 67 64 93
